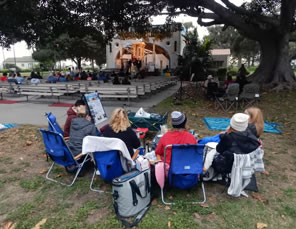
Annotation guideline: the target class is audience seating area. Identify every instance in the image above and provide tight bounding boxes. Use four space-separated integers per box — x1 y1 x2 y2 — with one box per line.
210 83 260 111
0 76 177 103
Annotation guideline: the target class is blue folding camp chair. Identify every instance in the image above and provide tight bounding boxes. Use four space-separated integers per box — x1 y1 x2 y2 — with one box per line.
40 129 89 186
45 112 64 136
90 150 124 193
161 144 206 205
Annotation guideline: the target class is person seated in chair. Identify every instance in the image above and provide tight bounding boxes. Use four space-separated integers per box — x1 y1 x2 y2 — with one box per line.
103 108 140 157
224 75 235 89
203 75 214 89
112 74 121 85
121 75 131 85
0 72 8 81
16 72 24 84
213 113 260 174
155 111 197 166
217 113 260 154
7 72 18 84
244 107 264 138
64 99 86 137
46 72 57 83
67 106 98 157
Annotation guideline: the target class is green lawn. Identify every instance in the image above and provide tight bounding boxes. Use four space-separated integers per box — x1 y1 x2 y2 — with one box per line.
0 89 296 228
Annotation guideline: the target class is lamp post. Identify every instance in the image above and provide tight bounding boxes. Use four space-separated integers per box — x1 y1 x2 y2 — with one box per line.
54 43 59 70
2 47 5 69
13 45 17 70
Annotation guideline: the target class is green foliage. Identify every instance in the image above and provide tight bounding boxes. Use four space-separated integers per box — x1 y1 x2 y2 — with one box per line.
247 66 257 73
21 69 32 72
216 68 227 81
34 31 106 69
179 28 213 81
228 66 238 72
1 69 9 73
3 63 21 72
207 26 260 65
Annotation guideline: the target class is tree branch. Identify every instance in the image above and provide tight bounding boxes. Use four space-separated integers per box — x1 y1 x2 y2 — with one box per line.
195 0 270 41
221 0 280 27
0 0 7 7
198 18 222 26
280 0 296 32
198 12 220 20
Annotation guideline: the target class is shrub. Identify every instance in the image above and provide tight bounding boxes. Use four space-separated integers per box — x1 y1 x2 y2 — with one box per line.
22 69 32 72
1 69 9 73
227 70 237 77
217 68 227 81
247 66 257 73
228 66 238 72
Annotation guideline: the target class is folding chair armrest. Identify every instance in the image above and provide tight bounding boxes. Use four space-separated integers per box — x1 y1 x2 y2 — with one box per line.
74 153 83 160
132 149 140 161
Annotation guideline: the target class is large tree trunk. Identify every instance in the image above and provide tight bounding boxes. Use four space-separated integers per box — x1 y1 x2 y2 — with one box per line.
76 57 82 70
251 34 296 89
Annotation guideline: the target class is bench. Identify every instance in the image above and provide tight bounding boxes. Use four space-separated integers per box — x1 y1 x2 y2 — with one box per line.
0 82 18 93
38 83 79 94
79 84 138 105
17 85 64 102
0 88 8 100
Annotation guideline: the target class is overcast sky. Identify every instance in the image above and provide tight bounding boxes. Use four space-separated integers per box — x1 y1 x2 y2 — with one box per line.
1 0 246 65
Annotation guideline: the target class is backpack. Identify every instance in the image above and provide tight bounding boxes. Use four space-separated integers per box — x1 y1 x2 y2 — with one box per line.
212 151 234 175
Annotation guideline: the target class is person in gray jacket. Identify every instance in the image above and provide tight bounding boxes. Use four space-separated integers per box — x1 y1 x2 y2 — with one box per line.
68 106 98 156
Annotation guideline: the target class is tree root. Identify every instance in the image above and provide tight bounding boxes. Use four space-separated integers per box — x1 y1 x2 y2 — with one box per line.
269 82 296 92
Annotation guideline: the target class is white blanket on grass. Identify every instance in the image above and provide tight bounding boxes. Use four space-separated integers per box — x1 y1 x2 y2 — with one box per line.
82 136 135 172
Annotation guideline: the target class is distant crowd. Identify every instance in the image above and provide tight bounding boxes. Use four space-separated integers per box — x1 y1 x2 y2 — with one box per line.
0 67 134 85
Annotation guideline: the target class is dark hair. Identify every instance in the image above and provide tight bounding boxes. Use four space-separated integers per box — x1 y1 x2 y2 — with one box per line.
75 99 85 107
227 75 232 81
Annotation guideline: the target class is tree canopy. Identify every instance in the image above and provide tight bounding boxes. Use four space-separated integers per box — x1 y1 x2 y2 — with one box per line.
180 28 212 81
207 26 260 67
1 0 296 89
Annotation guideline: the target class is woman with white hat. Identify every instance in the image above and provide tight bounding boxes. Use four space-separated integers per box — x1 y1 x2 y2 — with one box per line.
216 113 260 155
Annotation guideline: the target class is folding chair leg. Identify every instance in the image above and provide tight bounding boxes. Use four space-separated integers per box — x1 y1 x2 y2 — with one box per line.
161 187 174 205
161 182 206 205
45 156 88 187
191 182 206 204
89 168 105 193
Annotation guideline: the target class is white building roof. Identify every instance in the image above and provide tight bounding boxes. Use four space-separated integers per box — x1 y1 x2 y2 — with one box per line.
210 49 231 56
4 56 37 63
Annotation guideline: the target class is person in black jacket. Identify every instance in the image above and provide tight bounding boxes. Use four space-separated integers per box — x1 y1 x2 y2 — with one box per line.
103 108 140 157
217 113 260 155
213 113 260 174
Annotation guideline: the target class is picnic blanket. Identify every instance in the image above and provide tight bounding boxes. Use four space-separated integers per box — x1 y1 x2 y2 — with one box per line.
0 124 19 132
203 117 283 134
